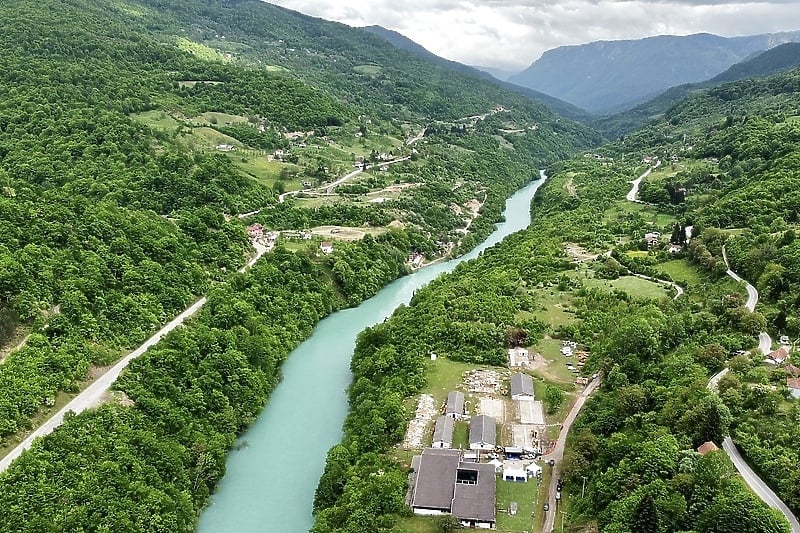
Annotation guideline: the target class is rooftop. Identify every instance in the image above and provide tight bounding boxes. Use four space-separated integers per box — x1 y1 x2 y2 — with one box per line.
411 449 461 511
446 391 465 416
510 373 534 398
433 415 455 444
697 441 719 455
451 463 496 523
469 415 496 446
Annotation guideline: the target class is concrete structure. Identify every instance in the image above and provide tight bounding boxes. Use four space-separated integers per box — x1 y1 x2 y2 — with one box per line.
432 415 455 449
507 347 531 367
446 391 465 419
469 415 496 451
510 373 534 400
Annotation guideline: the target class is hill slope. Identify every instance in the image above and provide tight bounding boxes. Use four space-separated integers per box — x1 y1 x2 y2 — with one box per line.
510 31 800 115
362 24 593 122
595 43 800 137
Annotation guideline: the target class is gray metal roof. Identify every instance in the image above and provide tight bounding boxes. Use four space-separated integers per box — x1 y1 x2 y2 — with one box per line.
411 449 461 510
446 391 465 416
433 415 455 445
469 415 496 446
451 463 496 523
510 373 534 398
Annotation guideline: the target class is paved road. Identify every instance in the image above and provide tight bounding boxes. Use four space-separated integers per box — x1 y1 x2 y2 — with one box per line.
723 437 800 533
707 368 730 391
721 245 772 354
0 242 268 473
541 379 599 532
625 161 660 203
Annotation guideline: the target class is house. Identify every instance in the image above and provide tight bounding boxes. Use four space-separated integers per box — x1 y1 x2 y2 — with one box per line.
770 347 789 364
644 232 661 249
697 441 719 455
469 415 496 451
668 244 683 254
445 391 465 419
787 378 800 399
783 364 800 377
504 446 523 460
246 223 264 239
508 347 531 367
502 460 527 482
410 449 496 529
432 416 455 449
320 241 334 255
510 373 535 400
301 230 313 240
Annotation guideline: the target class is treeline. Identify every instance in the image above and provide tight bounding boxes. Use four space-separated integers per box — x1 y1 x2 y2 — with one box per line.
0 234 410 531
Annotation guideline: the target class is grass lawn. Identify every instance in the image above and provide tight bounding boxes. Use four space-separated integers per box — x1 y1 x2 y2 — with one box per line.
354 64 382 75
452 421 469 449
423 357 485 406
496 476 543 533
580 274 670 300
131 110 182 133
527 291 578 330
176 37 230 62
391 516 438 533
656 259 705 286
179 127 242 152
530 337 578 384
229 155 300 189
196 111 249 126
605 200 676 228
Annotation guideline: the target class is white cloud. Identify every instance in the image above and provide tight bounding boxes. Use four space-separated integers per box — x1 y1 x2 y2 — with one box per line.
268 0 800 71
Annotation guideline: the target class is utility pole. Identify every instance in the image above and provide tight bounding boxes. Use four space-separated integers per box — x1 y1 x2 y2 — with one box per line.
581 476 587 498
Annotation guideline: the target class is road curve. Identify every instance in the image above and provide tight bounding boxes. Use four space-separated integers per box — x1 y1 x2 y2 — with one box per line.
625 161 660 203
723 437 800 533
541 378 600 532
0 242 268 473
631 273 684 300
721 245 771 354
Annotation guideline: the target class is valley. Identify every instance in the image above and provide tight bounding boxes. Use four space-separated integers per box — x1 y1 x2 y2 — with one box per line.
0 1 799 533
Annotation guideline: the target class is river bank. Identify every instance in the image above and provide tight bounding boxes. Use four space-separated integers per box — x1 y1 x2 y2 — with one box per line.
196 173 547 532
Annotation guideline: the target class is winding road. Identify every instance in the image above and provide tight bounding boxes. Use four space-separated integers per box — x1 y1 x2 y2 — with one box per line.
0 242 268 473
721 245 772 354
541 378 599 532
625 161 661 202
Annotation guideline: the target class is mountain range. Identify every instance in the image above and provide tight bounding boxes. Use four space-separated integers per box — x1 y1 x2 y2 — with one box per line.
509 31 800 114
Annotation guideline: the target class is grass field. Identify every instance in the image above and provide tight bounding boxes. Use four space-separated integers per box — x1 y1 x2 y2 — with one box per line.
196 111 249 126
496 477 542 532
581 274 670 300
606 199 676 228
131 110 182 133
655 259 705 286
176 37 230 62
423 358 484 407
354 64 382 75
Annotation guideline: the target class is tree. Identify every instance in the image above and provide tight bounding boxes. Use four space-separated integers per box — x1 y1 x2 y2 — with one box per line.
545 385 565 414
630 492 659 533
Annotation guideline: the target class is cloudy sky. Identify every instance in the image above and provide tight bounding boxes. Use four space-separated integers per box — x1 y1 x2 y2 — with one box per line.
268 0 800 72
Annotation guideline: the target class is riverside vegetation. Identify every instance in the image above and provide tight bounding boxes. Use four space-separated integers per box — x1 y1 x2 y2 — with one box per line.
0 0 596 530
312 67 800 532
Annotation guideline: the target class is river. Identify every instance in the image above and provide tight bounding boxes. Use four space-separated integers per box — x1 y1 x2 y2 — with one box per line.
196 171 547 533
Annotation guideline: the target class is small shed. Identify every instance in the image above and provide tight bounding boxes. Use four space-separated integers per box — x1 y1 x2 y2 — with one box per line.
320 241 334 255
510 373 535 400
697 441 719 456
432 416 455 449
469 415 496 451
446 391 465 419
770 348 789 364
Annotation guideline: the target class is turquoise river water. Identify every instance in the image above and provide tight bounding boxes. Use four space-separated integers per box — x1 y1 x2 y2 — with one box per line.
196 172 546 533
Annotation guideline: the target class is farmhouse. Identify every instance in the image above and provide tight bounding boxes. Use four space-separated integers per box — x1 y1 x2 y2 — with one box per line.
246 223 264 240
432 416 455 449
509 373 534 400
446 391 465 419
469 415 496 451
644 232 661 249
410 449 496 529
507 347 531 367
770 347 789 364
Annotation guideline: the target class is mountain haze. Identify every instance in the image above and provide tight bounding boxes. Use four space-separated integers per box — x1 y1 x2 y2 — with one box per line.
510 31 800 115
362 24 593 122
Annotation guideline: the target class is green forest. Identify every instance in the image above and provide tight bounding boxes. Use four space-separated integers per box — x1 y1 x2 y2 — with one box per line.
1 0 799 531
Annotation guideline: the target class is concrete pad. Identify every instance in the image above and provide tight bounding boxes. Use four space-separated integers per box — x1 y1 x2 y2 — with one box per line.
517 398 545 425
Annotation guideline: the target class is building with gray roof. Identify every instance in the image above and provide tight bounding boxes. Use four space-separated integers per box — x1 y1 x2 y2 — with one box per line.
510 373 535 400
446 391 465 419
432 415 455 449
469 415 496 451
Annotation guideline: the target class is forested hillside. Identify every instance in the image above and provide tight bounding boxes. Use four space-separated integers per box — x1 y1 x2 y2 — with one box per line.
0 0 599 530
312 65 800 532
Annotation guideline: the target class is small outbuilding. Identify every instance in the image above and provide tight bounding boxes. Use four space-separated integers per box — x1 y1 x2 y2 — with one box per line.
469 415 496 451
788 378 800 399
320 241 334 255
770 347 789 364
446 391 465 419
432 416 455 449
697 441 719 456
510 373 535 400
